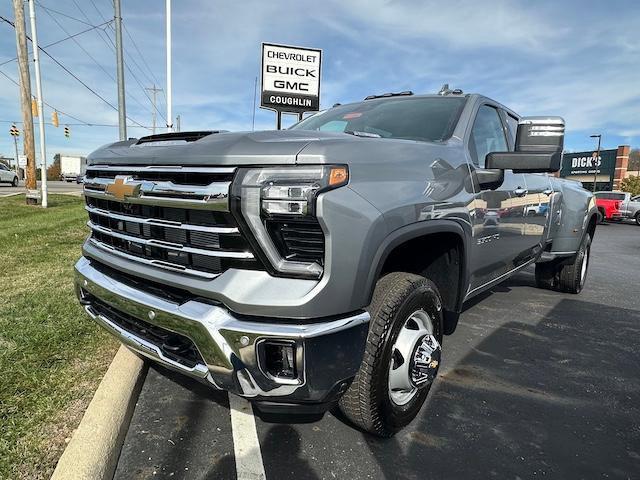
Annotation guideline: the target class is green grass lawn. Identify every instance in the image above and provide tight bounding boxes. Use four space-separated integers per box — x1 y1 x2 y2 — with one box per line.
0 194 118 480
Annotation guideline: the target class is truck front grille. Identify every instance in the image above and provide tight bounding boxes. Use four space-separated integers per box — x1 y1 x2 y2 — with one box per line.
84 166 263 278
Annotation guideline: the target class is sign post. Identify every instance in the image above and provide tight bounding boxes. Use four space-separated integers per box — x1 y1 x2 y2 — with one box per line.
260 43 322 129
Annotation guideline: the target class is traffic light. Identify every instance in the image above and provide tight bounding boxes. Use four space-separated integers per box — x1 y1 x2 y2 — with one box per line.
64 125 70 138
31 98 38 117
9 124 20 137
52 110 59 128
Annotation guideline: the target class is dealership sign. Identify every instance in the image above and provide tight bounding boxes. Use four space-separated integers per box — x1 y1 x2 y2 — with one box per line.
261 43 322 114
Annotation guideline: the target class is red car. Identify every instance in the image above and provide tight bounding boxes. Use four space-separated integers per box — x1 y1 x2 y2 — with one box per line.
594 191 625 222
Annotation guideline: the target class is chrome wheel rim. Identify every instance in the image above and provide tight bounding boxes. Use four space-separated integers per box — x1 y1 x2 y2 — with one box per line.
580 246 589 286
388 309 441 406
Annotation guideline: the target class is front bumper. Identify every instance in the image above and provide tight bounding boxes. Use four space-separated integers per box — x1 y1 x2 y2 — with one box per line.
74 257 369 406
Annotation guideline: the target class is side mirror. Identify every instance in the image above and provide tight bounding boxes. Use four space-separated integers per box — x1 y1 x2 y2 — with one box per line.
486 116 564 173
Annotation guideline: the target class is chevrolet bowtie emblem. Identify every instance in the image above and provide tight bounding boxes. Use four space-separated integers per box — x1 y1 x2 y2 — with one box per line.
105 176 141 201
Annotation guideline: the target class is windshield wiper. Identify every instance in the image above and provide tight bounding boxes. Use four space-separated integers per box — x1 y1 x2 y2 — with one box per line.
344 130 381 138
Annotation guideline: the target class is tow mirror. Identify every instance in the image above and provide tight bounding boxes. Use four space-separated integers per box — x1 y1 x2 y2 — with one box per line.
486 116 564 173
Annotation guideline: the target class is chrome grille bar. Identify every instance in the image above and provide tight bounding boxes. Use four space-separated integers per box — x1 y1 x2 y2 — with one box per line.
88 221 253 259
84 178 231 211
85 205 238 234
88 238 219 279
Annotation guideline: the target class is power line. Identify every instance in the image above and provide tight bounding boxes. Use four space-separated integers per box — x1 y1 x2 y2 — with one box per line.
38 5 156 118
0 14 149 129
0 119 151 129
101 21 164 117
40 7 116 82
35 2 95 26
89 0 166 115
70 0 116 57
0 68 90 125
124 59 168 123
69 0 167 123
0 19 113 67
87 0 110 24
123 22 163 91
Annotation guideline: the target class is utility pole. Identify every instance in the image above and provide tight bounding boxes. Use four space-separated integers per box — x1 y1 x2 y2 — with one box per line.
114 0 127 140
175 114 180 132
166 0 172 132
145 84 162 134
28 0 48 208
12 0 37 204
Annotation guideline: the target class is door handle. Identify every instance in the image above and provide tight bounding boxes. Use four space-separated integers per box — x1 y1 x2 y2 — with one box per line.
543 189 553 196
513 187 528 197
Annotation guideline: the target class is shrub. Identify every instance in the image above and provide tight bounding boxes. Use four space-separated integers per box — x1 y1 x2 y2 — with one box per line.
620 175 640 196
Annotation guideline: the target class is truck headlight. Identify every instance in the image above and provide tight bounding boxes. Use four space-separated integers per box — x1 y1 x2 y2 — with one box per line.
231 165 348 279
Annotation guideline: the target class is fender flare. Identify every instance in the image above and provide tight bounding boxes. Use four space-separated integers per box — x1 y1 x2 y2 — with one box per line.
357 219 472 314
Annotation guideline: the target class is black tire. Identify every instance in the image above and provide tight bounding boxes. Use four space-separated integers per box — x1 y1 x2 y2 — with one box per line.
597 208 606 224
557 234 591 294
535 233 592 293
11 176 18 187
635 212 640 226
338 272 443 437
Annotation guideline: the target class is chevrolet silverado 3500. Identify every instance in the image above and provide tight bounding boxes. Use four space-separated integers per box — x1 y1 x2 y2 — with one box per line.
75 91 598 437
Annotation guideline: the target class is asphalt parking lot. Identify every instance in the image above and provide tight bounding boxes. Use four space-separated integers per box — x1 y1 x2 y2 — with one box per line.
114 223 640 480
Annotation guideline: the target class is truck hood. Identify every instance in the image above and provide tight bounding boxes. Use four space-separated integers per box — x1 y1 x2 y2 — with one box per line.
86 130 350 167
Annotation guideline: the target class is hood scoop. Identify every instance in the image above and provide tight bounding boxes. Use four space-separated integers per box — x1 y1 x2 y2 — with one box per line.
133 131 228 147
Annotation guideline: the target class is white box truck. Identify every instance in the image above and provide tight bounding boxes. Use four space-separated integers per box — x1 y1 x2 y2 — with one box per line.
60 155 87 182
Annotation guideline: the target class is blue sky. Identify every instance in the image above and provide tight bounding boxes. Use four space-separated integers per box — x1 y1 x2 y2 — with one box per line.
0 0 638 161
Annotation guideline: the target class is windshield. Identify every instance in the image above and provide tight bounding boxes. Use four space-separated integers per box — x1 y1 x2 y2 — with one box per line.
291 96 466 142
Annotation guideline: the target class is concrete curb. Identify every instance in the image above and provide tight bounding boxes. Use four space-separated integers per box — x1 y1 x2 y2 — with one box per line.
51 346 147 480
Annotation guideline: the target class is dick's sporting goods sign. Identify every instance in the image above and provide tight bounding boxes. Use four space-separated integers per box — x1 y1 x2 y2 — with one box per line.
261 43 322 114
560 149 617 176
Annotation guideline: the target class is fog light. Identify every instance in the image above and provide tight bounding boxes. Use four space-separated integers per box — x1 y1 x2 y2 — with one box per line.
262 340 297 381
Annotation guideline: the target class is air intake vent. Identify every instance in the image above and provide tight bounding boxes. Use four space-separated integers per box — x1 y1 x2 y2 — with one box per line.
266 219 325 265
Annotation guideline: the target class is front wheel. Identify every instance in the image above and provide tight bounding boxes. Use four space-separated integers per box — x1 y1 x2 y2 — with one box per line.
635 213 640 226
338 272 443 437
11 176 18 187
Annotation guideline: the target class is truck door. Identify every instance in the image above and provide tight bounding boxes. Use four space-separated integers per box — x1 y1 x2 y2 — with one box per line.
466 103 528 291
522 173 554 251
502 110 553 257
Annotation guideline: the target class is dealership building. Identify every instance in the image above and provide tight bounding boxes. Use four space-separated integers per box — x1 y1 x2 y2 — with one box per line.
559 145 631 191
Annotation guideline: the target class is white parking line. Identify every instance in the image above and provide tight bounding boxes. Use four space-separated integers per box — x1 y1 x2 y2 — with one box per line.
228 393 267 480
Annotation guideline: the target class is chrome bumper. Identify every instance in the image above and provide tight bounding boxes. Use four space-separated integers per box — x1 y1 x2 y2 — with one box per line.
74 257 369 403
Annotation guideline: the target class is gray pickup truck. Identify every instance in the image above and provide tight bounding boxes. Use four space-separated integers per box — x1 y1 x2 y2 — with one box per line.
617 192 640 225
75 90 598 437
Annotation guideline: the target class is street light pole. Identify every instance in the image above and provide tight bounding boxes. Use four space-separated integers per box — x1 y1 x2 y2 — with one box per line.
165 0 172 132
114 0 127 141
27 0 48 208
590 134 602 193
